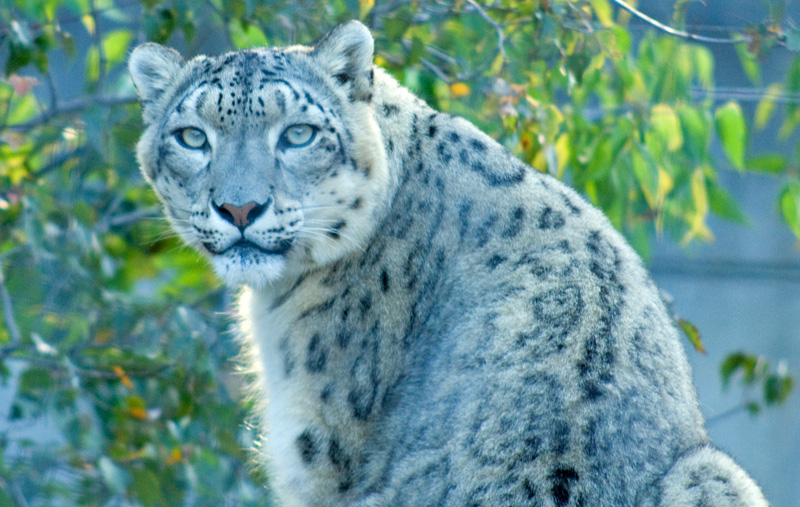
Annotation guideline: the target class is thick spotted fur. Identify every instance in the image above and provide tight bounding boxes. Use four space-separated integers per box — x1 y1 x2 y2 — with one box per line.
129 21 768 506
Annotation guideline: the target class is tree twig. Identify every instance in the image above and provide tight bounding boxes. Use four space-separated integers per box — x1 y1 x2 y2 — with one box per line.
3 94 138 133
465 0 507 59
611 0 751 45
706 403 750 427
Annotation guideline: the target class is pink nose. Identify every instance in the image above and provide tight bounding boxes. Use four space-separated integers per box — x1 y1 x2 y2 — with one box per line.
215 201 264 228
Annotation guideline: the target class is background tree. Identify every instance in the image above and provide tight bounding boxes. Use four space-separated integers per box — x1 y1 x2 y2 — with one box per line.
0 0 796 505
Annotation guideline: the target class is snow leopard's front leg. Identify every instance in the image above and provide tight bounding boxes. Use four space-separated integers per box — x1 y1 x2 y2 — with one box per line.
651 445 767 506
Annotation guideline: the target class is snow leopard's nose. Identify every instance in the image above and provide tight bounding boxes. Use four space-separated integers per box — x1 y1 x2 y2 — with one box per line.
213 200 267 230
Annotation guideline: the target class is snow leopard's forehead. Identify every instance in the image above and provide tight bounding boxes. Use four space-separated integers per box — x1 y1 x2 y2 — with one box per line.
163 47 343 133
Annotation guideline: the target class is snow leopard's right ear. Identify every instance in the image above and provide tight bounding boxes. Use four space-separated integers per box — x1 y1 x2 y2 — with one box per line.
128 43 184 121
312 21 374 102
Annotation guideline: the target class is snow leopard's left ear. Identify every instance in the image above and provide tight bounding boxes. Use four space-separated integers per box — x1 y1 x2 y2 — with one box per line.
128 43 185 122
312 20 374 102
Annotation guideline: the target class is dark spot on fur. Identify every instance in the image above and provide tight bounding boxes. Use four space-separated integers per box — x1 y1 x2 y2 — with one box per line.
538 206 566 230
503 206 526 238
552 468 579 506
469 139 486 152
328 220 347 239
328 437 354 492
305 333 327 373
382 103 400 116
487 254 507 269
296 430 317 464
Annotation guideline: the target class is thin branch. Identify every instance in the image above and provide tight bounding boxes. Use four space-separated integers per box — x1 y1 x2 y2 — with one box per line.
706 403 751 427
3 94 138 133
32 146 88 179
611 0 751 45
465 0 507 59
108 207 162 228
692 86 800 105
90 0 108 94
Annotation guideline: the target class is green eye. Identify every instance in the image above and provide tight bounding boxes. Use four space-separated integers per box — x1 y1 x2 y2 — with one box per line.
177 127 207 149
283 124 315 147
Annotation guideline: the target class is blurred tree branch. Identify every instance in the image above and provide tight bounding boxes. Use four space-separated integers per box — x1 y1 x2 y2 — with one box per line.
611 0 752 45
5 95 138 133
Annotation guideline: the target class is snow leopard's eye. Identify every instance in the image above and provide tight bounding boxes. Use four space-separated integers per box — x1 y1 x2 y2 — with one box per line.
176 127 207 149
282 124 316 148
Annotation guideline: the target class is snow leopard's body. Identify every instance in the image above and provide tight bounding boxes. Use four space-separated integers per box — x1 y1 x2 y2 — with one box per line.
129 21 767 506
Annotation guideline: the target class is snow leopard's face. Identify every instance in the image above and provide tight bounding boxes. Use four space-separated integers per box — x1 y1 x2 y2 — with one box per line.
129 22 388 288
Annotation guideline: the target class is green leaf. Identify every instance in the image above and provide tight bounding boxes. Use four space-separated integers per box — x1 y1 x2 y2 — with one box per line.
102 30 133 67
714 101 747 170
6 92 37 125
383 16 411 43
720 352 757 388
755 83 782 129
230 20 268 48
6 42 33 75
651 104 683 152
764 374 793 405
691 46 714 89
677 105 709 159
85 46 99 83
779 182 800 239
132 467 168 506
146 8 177 44
708 185 748 224
19 367 54 393
735 42 761 86
746 154 787 174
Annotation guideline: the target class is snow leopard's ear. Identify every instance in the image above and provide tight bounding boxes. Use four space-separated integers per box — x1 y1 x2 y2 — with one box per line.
128 43 185 121
312 21 374 102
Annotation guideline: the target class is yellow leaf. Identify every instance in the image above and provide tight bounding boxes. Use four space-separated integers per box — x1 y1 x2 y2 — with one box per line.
82 14 95 36
129 407 148 420
450 82 471 98
585 181 599 205
113 365 134 389
681 169 714 245
691 168 708 216
532 148 546 172
166 446 183 465
359 0 374 19
656 166 673 206
94 328 113 345
488 53 505 76
589 0 614 27
555 133 571 179
651 104 683 152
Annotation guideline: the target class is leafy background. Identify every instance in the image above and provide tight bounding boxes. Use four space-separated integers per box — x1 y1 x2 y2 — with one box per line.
0 0 798 505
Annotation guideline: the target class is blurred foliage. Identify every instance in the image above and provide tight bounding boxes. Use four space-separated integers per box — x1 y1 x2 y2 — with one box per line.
0 0 798 504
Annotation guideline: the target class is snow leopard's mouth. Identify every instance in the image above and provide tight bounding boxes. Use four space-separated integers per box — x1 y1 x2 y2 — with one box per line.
204 238 294 257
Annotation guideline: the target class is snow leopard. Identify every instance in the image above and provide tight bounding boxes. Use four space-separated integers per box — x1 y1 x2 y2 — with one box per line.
128 20 768 506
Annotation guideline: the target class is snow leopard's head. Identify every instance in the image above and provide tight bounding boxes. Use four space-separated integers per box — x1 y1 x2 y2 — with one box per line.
129 21 388 288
